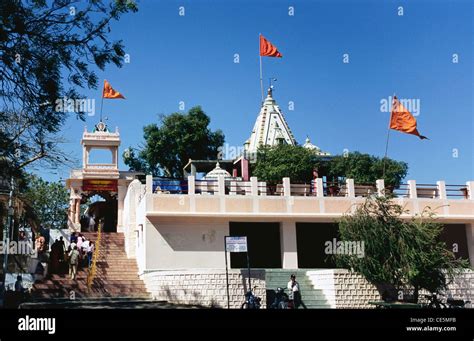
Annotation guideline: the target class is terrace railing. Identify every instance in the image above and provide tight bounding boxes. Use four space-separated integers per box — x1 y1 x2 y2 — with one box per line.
145 175 474 201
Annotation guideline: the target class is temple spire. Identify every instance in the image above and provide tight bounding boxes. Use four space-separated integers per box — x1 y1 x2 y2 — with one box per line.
245 87 296 154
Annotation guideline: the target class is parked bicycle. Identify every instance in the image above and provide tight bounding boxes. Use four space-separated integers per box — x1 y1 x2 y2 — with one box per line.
241 286 262 309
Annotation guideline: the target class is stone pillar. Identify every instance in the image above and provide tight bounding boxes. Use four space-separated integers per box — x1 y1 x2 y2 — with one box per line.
316 178 324 198
217 175 225 195
376 179 385 196
75 199 81 224
241 158 249 181
437 181 447 200
466 181 474 200
283 177 291 197
112 147 118 167
408 180 417 199
466 224 474 267
250 177 258 196
188 176 195 195
280 221 298 269
146 174 153 194
68 199 75 224
85 147 89 168
117 185 126 232
82 146 87 168
346 179 355 198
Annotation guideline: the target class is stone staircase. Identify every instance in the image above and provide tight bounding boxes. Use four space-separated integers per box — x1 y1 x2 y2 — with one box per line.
31 232 150 299
265 269 331 308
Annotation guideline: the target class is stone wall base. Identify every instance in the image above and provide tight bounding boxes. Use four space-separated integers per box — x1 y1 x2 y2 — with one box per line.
141 268 473 309
141 269 266 308
307 269 474 308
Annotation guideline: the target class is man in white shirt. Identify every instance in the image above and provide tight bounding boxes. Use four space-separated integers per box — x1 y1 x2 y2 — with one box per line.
287 274 302 309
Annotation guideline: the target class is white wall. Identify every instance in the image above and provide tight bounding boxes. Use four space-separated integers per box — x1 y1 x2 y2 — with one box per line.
144 218 229 270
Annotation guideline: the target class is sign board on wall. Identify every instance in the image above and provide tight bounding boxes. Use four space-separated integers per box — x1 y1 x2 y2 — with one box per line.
82 179 118 192
225 236 248 253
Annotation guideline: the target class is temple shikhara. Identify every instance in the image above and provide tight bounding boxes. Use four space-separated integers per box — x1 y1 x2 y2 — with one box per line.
244 87 329 156
30 89 473 308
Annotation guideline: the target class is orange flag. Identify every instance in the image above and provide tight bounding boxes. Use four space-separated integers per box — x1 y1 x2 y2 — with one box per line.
102 80 125 99
390 96 427 140
259 34 282 58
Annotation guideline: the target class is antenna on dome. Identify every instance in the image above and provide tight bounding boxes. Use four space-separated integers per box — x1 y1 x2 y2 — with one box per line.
268 77 277 89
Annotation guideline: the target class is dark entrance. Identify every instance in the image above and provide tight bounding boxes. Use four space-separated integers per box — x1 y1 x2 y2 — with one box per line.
441 224 470 262
80 192 118 232
296 222 338 268
229 222 281 268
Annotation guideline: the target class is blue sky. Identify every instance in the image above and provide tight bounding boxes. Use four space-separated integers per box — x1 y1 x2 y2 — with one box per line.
41 0 473 185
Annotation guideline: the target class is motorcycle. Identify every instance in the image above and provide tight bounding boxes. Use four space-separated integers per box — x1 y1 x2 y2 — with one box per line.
446 297 471 308
241 286 262 309
424 294 446 309
424 293 471 309
269 287 290 309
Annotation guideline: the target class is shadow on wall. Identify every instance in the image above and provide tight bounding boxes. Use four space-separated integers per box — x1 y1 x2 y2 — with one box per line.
150 219 227 252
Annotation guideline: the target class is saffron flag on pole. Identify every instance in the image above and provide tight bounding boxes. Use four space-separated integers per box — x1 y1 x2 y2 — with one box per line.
390 96 428 140
259 34 282 58
102 80 125 99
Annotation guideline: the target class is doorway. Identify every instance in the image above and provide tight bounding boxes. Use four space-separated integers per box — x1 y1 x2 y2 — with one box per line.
80 192 117 232
229 222 282 268
296 222 339 268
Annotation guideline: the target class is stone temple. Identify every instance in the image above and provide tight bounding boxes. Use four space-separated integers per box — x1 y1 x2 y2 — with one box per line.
30 90 474 308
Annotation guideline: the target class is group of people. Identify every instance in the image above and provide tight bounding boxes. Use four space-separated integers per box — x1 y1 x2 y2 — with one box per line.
49 237 66 274
68 233 95 280
47 233 95 280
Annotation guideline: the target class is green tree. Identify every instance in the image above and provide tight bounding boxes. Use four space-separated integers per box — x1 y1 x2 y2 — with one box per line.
0 0 138 174
252 145 323 183
336 196 469 302
23 175 69 230
124 106 225 178
327 152 408 187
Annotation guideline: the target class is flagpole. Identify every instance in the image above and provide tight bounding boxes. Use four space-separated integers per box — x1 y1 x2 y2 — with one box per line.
383 93 395 177
259 55 264 103
259 34 264 103
99 95 104 122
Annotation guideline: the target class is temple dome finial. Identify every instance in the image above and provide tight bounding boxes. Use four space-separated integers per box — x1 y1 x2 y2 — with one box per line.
267 87 273 97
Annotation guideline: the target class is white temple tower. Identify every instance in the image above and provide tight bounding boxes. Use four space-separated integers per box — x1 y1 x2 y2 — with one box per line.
244 87 296 154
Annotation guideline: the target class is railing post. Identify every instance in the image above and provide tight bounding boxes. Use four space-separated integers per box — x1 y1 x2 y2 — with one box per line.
188 175 195 195
436 181 446 199
408 180 417 199
467 181 474 200
230 181 237 195
316 178 324 198
283 177 291 197
250 177 258 196
217 175 225 195
346 179 355 198
376 179 385 196
146 174 153 194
